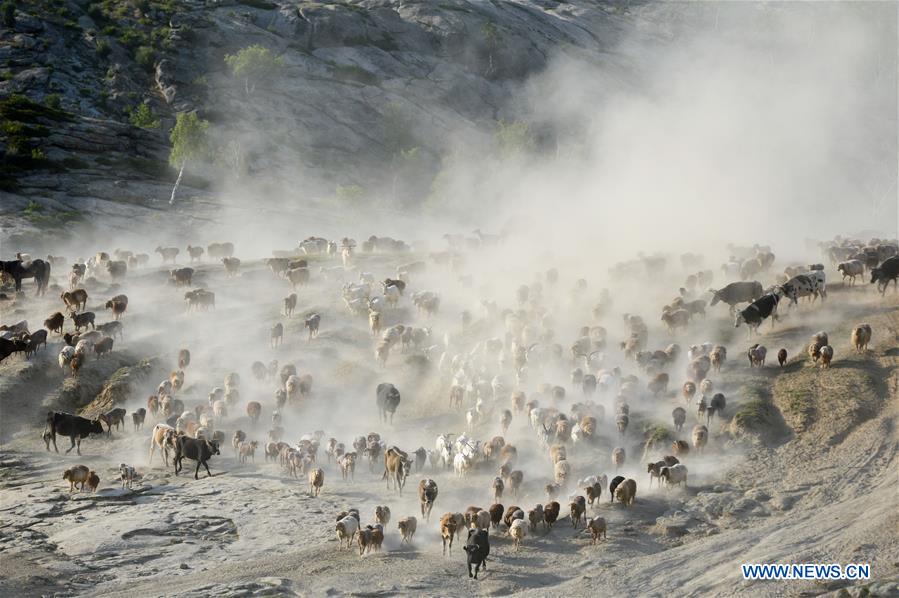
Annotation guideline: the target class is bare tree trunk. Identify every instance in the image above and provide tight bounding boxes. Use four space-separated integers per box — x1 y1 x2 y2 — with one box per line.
169 162 185 205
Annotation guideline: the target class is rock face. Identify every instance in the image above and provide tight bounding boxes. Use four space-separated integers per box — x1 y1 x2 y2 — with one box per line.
0 0 639 237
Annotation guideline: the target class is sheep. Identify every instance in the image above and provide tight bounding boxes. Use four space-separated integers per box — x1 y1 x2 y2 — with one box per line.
63 465 91 492
44 312 65 334
186 245 205 262
492 476 504 503
86 471 100 492
660 463 688 488
808 331 829 363
222 257 241 277
851 324 872 353
777 348 788 366
612 447 626 470
710 345 726 372
648 373 669 397
820 345 834 368
70 354 84 377
61 289 88 312
283 293 297 318
614 478 637 506
304 313 321 340
837 259 865 285
682 381 697 403
527 504 544 532
748 344 767 367
368 310 381 336
238 440 258 463
672 439 690 457
398 516 417 543
367 524 384 552
419 478 438 521
271 323 283 348
286 267 310 289
375 505 391 526
616 413 629 437
475 509 491 531
692 425 708 453
356 525 372 556
660 308 690 333
553 459 572 487
308 467 324 496
543 501 560 529
585 517 607 545
131 408 146 431
509 519 527 551
672 407 686 432
120 463 136 489
707 393 726 424
336 516 359 551
609 476 625 503
569 495 586 528
70 311 96 332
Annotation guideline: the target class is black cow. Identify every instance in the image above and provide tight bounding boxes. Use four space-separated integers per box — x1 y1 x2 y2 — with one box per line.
734 292 781 336
376 383 401 424
173 436 220 479
708 281 764 313
45 411 105 455
871 256 899 295
0 259 51 296
463 528 490 579
0 337 28 363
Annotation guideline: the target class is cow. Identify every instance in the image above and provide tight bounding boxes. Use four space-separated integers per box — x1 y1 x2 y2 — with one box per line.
45 411 105 455
734 291 781 337
100 408 127 435
837 260 865 286
173 436 220 479
463 528 490 579
780 274 820 306
0 258 51 296
871 256 899 295
376 383 401 424
0 337 28 363
708 281 764 314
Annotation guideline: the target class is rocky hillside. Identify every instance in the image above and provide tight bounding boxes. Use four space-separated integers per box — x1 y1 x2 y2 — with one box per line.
0 0 646 240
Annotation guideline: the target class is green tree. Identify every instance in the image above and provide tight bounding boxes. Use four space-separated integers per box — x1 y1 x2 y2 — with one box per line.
495 120 535 158
1 2 14 29
336 184 364 203
168 112 209 204
128 102 160 129
224 44 283 95
481 21 499 77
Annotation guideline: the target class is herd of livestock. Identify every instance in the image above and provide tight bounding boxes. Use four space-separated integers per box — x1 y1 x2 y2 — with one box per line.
1 232 897 577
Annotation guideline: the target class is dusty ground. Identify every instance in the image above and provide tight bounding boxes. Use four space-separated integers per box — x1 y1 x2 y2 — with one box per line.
0 245 897 598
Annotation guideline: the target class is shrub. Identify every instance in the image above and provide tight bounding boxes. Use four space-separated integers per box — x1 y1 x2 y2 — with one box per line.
135 45 155 70
336 184 365 203
128 103 160 129
44 94 62 110
1 2 14 28
30 148 46 161
96 39 111 57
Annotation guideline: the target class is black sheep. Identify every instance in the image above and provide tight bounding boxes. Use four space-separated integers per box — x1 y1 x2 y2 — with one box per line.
376 383 401 424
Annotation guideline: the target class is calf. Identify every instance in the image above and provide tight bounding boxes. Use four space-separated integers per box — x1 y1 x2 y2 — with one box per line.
871 256 899 295
46 411 104 455
709 281 763 313
132 408 146 430
734 292 781 336
463 528 490 579
100 408 127 435
173 436 220 479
